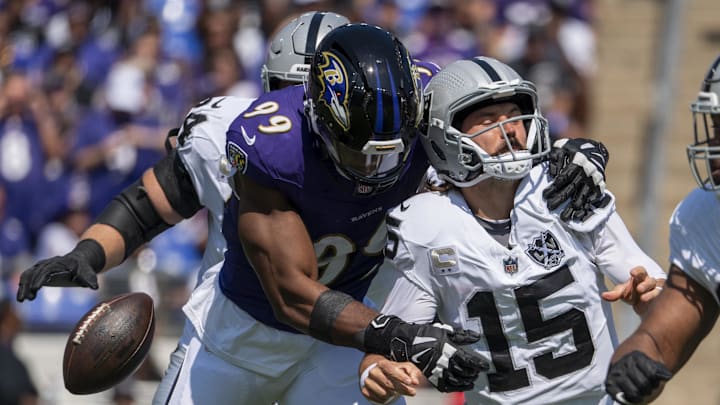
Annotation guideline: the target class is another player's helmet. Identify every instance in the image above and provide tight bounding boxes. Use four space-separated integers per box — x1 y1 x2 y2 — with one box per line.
422 56 550 187
261 11 350 92
688 55 720 193
306 23 423 192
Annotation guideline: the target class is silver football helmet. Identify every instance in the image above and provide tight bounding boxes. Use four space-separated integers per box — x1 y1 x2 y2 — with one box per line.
688 55 720 193
261 11 350 92
422 56 550 187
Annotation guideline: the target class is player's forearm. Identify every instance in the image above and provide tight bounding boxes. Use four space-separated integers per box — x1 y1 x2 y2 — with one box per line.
80 224 125 272
657 268 720 372
319 299 379 348
613 275 718 372
268 275 378 348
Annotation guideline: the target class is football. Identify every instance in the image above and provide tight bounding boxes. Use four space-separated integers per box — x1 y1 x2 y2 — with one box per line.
63 292 155 395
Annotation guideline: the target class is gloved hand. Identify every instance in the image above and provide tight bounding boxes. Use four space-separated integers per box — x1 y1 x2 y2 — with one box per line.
605 351 672 405
17 239 104 302
543 138 612 222
363 314 488 392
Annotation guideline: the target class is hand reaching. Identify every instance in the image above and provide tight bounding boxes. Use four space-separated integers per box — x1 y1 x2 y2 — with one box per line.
16 240 103 302
601 266 664 315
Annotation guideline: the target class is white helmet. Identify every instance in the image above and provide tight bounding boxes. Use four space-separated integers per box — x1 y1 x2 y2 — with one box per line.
422 56 550 187
688 55 720 193
261 11 350 92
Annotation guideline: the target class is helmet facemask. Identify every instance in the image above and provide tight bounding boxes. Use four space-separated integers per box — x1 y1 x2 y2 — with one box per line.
451 110 548 186
688 94 720 193
688 55 720 194
422 57 550 189
432 86 549 187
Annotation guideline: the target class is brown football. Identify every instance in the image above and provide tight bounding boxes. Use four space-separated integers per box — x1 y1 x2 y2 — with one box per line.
63 292 155 395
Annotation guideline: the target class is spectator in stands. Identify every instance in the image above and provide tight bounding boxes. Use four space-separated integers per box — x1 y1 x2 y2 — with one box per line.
69 59 164 219
0 183 31 277
198 47 260 100
0 70 65 236
403 0 480 67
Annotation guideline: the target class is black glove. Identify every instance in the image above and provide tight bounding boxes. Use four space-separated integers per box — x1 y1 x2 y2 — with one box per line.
17 239 105 302
543 138 612 222
605 351 673 405
363 314 488 393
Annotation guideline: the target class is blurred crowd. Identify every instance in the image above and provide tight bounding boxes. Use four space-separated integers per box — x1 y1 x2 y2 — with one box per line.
0 0 597 332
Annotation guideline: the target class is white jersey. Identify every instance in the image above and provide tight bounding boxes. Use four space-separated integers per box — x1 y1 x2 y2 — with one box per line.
381 164 664 405
175 96 253 284
669 188 720 305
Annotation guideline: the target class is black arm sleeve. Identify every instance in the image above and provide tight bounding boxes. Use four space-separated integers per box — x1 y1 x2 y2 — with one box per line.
95 178 173 259
95 150 203 259
154 149 202 219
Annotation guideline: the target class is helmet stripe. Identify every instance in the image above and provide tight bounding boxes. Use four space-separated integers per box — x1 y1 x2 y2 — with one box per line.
471 58 502 82
388 62 400 132
374 61 401 134
304 12 326 65
375 62 384 133
703 55 720 91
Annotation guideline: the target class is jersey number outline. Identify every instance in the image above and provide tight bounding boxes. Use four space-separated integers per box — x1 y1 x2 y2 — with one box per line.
314 218 387 286
242 101 291 134
466 265 595 392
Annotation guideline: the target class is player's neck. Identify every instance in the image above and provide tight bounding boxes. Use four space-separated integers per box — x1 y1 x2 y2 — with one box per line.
461 178 519 220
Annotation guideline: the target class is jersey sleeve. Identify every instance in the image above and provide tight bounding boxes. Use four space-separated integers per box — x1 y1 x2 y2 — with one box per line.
380 266 437 324
225 87 307 191
380 201 441 323
669 190 720 305
591 211 665 284
176 96 253 217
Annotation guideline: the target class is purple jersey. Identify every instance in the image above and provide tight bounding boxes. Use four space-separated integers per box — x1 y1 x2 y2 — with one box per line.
220 84 431 333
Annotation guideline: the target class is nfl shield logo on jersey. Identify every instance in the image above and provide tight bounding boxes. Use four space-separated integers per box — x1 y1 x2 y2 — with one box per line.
503 256 518 274
525 230 565 269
